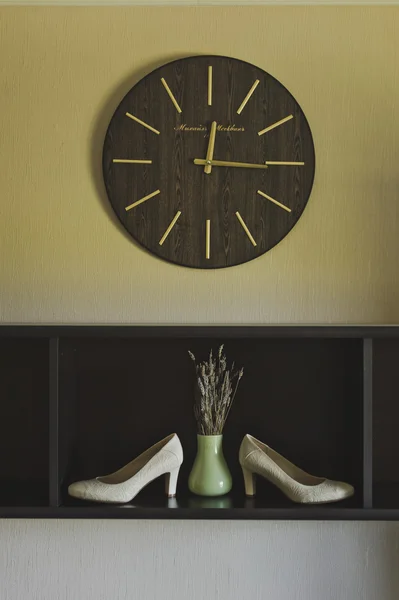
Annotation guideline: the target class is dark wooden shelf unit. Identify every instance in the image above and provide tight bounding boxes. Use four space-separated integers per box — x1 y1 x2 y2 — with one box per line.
0 325 397 520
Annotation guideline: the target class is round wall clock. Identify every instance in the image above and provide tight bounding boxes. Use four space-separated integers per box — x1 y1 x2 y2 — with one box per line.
103 55 315 269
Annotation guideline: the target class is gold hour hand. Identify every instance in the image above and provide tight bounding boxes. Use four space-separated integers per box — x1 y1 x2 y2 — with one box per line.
194 158 268 170
204 121 217 174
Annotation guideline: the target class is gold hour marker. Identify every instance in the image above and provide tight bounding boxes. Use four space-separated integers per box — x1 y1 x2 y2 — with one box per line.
206 219 210 259
125 189 160 212
113 159 152 164
265 161 305 166
257 190 291 213
161 78 182 113
258 115 293 136
208 66 213 106
236 212 257 246
159 211 181 246
237 79 260 115
125 112 160 135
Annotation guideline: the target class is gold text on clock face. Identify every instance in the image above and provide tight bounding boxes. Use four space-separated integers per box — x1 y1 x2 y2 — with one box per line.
174 123 245 136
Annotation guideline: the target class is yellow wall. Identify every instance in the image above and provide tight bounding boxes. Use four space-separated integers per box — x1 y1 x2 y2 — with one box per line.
0 6 398 324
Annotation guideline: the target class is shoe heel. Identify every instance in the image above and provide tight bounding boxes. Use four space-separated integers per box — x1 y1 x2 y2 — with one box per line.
242 467 256 497
165 467 180 498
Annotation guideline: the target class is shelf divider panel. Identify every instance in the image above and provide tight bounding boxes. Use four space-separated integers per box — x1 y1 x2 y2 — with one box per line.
49 337 60 507
363 338 373 508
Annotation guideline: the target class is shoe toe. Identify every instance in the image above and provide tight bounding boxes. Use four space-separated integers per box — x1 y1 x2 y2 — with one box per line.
322 480 354 502
335 481 355 500
68 480 90 500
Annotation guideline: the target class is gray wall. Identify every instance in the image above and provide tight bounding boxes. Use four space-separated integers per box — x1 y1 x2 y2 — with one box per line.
1 520 399 599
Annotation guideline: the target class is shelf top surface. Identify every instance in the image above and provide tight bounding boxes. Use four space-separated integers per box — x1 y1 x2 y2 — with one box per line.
1 486 398 520
1 324 399 338
1 505 398 521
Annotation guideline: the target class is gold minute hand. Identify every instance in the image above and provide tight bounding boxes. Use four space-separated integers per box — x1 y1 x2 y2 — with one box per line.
194 158 268 170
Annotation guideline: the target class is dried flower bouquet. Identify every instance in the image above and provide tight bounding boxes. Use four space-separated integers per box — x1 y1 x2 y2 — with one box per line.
188 344 244 435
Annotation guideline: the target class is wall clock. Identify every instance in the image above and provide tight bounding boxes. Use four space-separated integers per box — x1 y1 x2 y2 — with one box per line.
103 55 315 269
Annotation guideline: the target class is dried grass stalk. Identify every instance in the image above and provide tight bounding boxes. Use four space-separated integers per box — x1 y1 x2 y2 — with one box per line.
188 345 244 435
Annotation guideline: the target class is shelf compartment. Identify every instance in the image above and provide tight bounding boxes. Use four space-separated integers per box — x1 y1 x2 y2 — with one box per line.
373 483 399 509
373 339 399 508
58 336 363 509
0 338 49 506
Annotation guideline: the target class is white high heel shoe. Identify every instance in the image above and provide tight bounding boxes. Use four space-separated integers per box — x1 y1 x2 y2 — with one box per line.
68 433 183 504
239 434 354 504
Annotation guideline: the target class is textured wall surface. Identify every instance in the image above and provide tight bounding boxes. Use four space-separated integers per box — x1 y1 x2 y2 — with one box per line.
0 519 399 600
0 6 399 323
1 6 399 600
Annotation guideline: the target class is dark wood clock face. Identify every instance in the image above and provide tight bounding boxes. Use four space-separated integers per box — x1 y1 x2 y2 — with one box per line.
103 55 315 269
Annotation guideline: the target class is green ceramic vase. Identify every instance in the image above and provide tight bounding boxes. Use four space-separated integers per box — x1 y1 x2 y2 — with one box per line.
188 434 232 496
